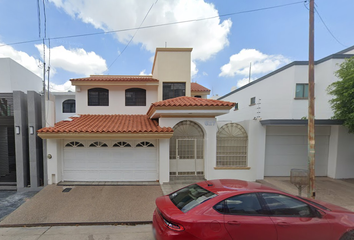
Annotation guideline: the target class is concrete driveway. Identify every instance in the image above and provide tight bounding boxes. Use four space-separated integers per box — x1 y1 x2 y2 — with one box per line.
0 184 163 226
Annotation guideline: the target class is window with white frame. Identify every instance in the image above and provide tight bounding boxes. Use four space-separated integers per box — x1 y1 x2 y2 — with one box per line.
216 123 248 167
295 83 308 98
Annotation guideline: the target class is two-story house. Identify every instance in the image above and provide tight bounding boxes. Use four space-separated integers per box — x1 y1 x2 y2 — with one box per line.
38 48 239 184
217 45 354 181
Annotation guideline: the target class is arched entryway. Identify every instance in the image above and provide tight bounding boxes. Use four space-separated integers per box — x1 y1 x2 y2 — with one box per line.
169 120 204 177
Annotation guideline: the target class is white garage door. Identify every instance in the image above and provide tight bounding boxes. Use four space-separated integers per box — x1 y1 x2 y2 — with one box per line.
265 126 330 177
63 140 158 181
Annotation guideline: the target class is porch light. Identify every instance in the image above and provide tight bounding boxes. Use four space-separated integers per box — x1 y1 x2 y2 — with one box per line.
15 126 20 135
29 126 34 135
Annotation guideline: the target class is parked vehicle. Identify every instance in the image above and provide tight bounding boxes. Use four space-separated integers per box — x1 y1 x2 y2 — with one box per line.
152 179 354 240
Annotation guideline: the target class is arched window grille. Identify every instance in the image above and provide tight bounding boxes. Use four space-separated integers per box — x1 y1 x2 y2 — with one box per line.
216 123 248 167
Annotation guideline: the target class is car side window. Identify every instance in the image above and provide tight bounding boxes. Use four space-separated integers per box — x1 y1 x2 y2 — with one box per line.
214 193 264 215
261 193 312 217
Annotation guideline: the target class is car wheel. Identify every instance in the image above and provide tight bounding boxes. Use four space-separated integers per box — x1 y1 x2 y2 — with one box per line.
340 230 354 240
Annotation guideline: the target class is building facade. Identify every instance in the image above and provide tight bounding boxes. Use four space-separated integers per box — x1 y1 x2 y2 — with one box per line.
217 46 354 181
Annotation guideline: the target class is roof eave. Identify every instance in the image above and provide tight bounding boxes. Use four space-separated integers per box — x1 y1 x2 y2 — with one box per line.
38 132 174 139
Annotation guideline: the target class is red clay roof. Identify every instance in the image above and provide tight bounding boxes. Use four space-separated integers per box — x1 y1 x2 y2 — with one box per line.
151 96 235 107
71 75 159 82
191 82 210 92
37 115 173 133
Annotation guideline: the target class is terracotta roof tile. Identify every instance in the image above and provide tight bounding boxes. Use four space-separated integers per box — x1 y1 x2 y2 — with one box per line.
191 82 210 92
37 115 173 133
71 75 158 82
151 96 235 107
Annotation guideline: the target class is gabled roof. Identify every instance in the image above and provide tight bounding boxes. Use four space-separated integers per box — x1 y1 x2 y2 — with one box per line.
37 114 173 139
150 96 234 107
218 45 354 100
191 82 211 92
71 75 159 85
147 96 235 118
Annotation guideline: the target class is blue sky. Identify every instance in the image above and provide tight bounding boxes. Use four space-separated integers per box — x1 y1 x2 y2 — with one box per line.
0 0 353 97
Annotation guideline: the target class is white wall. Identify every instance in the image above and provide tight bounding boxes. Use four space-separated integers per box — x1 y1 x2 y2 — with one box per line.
0 58 42 93
76 85 158 114
218 58 347 122
334 126 354 178
53 92 76 122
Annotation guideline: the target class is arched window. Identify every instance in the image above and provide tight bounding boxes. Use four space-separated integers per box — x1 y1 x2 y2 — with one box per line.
62 99 75 113
113 141 131 147
136 141 154 147
88 88 109 106
125 88 146 106
216 123 248 167
65 141 84 147
89 141 108 147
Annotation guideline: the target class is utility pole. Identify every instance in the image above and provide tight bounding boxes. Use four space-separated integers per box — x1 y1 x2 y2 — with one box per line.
308 0 315 199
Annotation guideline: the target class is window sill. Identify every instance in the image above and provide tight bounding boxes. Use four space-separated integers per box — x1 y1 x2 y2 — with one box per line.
234 109 239 111
294 97 308 100
214 167 251 170
249 104 255 106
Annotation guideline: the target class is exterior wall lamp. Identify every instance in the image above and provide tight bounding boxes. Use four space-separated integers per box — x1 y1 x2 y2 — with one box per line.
15 126 20 135
29 126 34 135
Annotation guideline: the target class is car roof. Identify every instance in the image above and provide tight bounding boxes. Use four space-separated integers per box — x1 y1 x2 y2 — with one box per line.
197 179 278 195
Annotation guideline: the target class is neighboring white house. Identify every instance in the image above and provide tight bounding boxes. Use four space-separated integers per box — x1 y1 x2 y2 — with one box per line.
0 58 44 191
217 46 354 181
38 48 244 184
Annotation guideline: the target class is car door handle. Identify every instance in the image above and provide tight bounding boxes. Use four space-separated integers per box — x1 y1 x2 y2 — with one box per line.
277 222 290 227
227 221 240 225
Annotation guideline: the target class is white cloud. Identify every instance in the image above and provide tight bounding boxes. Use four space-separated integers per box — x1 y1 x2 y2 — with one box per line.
191 61 198 78
219 49 291 77
236 77 256 88
49 80 75 92
48 0 232 62
139 69 152 75
35 44 107 76
0 43 43 77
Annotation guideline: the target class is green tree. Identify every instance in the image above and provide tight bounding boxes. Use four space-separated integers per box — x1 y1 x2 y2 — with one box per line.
327 56 354 132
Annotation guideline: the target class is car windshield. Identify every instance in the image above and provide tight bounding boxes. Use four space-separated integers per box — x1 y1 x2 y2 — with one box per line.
169 184 217 213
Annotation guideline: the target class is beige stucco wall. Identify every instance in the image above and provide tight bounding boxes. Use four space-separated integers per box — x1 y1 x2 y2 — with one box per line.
152 48 192 101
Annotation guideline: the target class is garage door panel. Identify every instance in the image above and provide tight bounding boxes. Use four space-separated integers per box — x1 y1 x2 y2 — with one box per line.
265 134 329 177
63 140 158 181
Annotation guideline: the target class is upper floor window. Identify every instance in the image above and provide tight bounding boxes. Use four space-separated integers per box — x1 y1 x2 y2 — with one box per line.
88 88 109 106
234 103 239 111
163 82 185 100
250 97 256 106
194 95 202 98
295 83 308 99
125 88 146 106
62 99 75 113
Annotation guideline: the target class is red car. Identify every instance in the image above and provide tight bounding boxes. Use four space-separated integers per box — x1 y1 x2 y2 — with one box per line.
152 179 354 240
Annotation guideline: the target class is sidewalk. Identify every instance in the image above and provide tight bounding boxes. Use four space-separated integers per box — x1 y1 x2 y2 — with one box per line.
258 177 354 212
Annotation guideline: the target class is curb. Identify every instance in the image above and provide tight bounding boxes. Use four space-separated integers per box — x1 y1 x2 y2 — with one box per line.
0 221 152 228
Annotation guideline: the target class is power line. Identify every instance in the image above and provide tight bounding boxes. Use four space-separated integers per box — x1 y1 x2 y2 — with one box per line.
314 7 347 48
107 0 159 70
0 0 304 48
37 0 41 38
